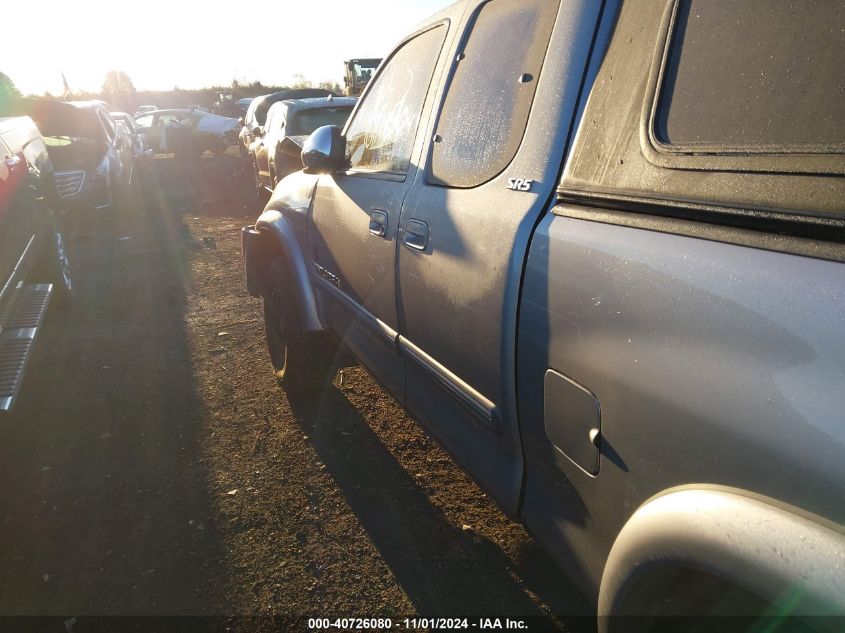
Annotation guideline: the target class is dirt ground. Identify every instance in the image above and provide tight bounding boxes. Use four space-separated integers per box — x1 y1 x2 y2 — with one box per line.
0 152 592 631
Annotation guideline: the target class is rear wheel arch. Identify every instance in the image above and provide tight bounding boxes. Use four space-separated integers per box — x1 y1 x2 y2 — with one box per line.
597 486 845 626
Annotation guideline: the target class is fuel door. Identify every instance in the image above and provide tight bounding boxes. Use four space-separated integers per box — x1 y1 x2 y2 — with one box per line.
543 369 601 476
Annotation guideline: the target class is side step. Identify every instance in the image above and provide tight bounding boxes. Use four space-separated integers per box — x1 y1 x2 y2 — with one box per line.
0 284 53 412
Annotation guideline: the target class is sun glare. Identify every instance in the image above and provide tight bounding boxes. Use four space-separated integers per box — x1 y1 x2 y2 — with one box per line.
5 0 453 95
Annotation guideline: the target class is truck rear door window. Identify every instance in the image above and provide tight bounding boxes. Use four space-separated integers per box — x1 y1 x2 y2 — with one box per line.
428 0 559 188
656 0 845 150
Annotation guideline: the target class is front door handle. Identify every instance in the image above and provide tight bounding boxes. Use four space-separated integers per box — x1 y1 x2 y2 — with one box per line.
369 209 388 237
401 219 429 251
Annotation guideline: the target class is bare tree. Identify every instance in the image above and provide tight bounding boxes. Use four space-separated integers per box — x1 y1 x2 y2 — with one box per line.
291 74 313 90
101 70 137 110
317 80 342 94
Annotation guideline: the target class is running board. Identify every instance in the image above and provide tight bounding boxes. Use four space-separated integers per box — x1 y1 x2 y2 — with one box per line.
0 284 53 412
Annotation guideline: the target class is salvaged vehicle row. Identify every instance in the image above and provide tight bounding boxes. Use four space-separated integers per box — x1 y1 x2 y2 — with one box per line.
238 88 336 166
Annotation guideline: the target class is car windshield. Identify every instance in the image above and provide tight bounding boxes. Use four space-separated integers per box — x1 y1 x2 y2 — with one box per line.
287 106 354 136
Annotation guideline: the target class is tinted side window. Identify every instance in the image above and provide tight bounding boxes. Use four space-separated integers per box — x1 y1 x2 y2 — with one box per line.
22 137 47 169
428 0 559 188
657 0 845 148
345 25 446 174
98 110 116 142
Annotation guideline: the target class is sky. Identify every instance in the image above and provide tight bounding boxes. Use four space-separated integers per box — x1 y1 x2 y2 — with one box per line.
4 0 456 95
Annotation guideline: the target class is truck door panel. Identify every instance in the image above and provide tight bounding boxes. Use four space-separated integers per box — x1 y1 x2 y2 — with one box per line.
309 23 450 400
396 0 604 515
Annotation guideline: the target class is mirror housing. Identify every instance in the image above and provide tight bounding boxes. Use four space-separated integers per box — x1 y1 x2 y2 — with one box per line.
252 126 263 137
301 125 346 174
238 117 245 127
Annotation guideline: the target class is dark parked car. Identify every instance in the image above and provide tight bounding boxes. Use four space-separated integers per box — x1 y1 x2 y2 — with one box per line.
1 100 127 213
250 96 356 194
0 116 72 412
238 89 335 166
243 0 845 627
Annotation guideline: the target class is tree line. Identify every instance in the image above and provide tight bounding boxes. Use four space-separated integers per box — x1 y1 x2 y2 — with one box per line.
0 70 342 112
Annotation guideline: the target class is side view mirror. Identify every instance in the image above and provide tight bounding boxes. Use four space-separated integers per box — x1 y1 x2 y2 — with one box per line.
144 148 154 158
238 117 245 127
252 126 263 137
301 126 346 174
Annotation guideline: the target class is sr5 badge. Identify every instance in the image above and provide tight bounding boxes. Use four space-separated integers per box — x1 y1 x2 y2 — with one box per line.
506 178 533 192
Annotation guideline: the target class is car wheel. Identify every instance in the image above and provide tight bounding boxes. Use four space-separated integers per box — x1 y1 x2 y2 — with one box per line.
603 566 774 633
262 256 335 394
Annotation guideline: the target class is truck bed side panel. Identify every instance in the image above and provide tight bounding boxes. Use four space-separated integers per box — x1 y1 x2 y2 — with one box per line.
517 208 845 596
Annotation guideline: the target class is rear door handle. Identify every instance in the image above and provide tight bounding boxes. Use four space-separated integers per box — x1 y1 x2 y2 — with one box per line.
369 209 388 237
401 219 429 251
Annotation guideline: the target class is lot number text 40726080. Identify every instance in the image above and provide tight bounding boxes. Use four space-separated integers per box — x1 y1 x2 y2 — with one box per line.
308 617 528 630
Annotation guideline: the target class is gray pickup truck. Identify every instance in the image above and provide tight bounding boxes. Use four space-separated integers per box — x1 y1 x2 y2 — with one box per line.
243 0 845 625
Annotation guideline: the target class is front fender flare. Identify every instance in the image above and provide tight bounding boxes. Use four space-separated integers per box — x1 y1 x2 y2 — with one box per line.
251 209 323 333
598 487 845 619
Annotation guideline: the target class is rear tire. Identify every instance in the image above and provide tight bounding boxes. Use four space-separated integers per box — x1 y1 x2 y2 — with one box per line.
262 256 335 394
605 567 781 633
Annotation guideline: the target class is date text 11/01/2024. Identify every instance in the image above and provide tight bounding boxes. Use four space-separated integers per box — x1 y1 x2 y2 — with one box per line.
308 618 529 630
